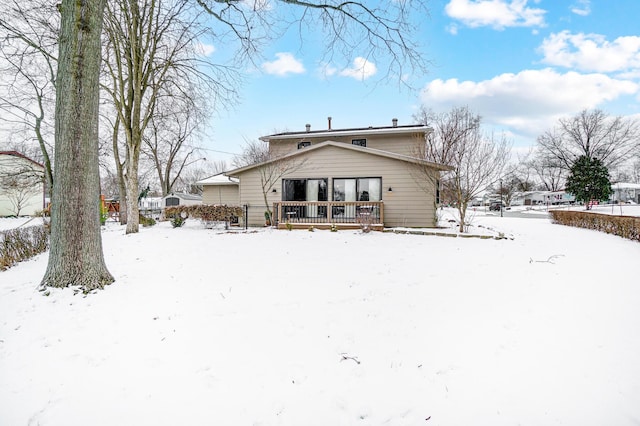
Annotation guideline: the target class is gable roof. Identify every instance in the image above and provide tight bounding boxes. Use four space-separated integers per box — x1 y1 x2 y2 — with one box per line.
225 141 452 176
259 124 431 142
0 151 45 168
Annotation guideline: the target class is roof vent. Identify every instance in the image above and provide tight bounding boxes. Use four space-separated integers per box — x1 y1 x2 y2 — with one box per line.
305 124 311 132
327 116 332 130
392 118 398 127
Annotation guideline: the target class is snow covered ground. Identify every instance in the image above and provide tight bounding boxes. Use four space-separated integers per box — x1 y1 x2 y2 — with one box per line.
1 211 640 425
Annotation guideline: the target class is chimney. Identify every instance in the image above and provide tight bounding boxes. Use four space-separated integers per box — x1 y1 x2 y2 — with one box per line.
327 116 332 130
305 124 311 132
392 118 398 127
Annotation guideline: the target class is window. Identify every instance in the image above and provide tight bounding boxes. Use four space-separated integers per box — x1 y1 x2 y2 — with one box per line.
436 179 440 204
351 138 366 147
165 197 179 207
332 177 381 218
297 141 311 149
282 178 328 219
282 179 328 202
333 178 381 202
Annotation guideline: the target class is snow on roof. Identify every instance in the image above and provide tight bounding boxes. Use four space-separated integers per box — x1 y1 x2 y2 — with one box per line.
259 124 430 142
196 173 239 186
162 193 202 201
612 182 640 190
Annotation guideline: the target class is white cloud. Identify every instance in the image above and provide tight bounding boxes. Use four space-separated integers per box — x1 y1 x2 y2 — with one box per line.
570 0 591 16
420 69 638 140
261 53 306 77
339 57 377 80
195 42 215 56
444 0 546 30
539 31 640 73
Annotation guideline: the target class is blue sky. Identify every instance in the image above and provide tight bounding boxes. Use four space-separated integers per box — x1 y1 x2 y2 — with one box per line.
203 0 640 163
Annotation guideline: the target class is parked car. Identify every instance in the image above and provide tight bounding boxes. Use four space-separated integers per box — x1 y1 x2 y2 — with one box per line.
489 201 504 211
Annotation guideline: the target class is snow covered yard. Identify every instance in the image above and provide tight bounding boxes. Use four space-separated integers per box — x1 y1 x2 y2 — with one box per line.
1 215 640 425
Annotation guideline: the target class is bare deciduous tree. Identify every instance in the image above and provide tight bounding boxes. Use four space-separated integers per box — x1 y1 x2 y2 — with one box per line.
40 0 114 291
537 109 640 171
0 155 43 216
197 0 429 84
233 139 306 222
413 106 510 232
142 84 207 196
102 0 237 234
528 151 565 192
0 0 58 193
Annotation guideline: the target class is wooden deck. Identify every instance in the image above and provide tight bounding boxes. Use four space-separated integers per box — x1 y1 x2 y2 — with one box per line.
272 201 384 230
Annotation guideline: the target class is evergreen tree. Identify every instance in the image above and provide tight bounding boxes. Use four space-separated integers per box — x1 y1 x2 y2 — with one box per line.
565 156 612 210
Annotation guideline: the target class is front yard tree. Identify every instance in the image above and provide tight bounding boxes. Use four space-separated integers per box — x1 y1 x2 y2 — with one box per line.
565 156 612 210
413 106 510 232
41 0 114 290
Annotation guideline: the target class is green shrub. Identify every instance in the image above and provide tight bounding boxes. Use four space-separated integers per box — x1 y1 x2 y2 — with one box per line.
139 214 156 227
171 215 185 228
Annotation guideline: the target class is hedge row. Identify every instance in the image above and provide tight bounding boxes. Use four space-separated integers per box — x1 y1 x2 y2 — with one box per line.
1 225 50 270
549 210 640 242
164 204 243 222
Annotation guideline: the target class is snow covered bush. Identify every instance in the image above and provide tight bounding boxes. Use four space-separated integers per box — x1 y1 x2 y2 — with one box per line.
550 210 640 242
0 225 49 270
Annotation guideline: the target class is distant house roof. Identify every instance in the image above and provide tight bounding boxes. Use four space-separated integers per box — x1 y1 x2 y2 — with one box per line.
0 151 44 168
196 173 239 186
162 193 202 201
259 124 431 142
226 140 452 176
612 182 640 190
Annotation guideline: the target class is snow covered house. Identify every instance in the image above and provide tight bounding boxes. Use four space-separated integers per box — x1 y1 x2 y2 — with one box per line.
0 151 45 216
610 182 640 204
196 173 239 205
201 119 451 229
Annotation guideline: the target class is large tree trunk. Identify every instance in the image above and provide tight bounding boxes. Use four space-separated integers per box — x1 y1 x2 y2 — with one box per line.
41 0 114 291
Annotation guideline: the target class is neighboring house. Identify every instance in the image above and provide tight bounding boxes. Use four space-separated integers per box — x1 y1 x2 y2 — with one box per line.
196 173 239 205
162 193 202 208
139 196 163 210
138 196 163 220
610 182 640 204
205 119 451 228
522 190 575 206
0 151 45 216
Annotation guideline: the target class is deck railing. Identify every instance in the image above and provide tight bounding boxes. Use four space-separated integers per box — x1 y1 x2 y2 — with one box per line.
273 201 384 225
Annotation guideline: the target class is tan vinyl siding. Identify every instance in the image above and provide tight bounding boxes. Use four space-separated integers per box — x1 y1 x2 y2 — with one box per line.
201 185 239 205
268 132 425 158
235 145 438 227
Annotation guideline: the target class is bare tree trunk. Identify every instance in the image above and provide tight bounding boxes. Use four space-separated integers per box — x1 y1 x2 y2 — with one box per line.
41 0 114 291
125 134 141 234
111 114 128 224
